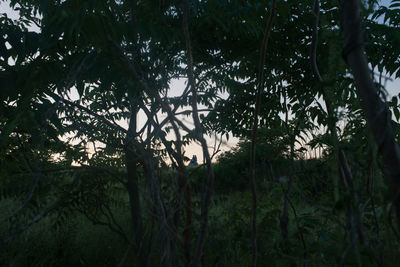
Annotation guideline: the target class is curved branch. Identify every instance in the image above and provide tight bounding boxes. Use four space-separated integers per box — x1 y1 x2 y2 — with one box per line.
311 0 367 249
182 1 215 266
311 0 322 83
340 0 400 231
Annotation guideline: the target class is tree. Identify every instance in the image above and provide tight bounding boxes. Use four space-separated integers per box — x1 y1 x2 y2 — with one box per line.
1 0 400 266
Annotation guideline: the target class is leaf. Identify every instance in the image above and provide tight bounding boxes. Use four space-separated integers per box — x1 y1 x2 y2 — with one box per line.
394 107 400 121
392 96 398 107
76 80 84 97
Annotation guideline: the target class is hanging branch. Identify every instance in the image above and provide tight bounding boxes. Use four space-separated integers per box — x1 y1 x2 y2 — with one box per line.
311 0 322 83
311 0 366 254
311 0 341 203
181 1 216 266
339 0 400 231
249 1 276 266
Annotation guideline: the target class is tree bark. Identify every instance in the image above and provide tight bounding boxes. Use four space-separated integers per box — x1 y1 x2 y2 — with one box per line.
249 1 276 266
340 0 400 230
311 0 366 248
125 106 151 267
182 1 216 266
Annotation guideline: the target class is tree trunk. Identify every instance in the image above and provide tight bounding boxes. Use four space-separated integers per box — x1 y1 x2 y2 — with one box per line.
340 0 400 230
125 107 151 267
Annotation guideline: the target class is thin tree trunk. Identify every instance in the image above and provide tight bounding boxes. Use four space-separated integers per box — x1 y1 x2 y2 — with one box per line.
145 162 173 267
340 0 400 231
311 0 366 255
125 3 152 264
249 1 276 265
125 103 174 267
125 106 151 267
169 126 192 266
164 119 193 266
182 1 215 266
140 96 193 266
280 85 305 244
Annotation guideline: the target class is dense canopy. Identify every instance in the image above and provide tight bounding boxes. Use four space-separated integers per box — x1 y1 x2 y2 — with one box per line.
1 0 400 266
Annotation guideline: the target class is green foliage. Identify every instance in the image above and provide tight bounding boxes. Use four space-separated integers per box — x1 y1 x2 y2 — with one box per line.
1 0 400 266
0 203 132 267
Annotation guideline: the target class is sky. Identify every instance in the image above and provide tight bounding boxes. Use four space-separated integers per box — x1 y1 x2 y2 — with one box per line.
1 0 399 163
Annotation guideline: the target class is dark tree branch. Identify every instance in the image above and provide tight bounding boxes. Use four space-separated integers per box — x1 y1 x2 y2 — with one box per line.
249 1 276 266
311 0 366 252
340 0 400 231
109 38 182 267
311 0 322 83
182 1 216 266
